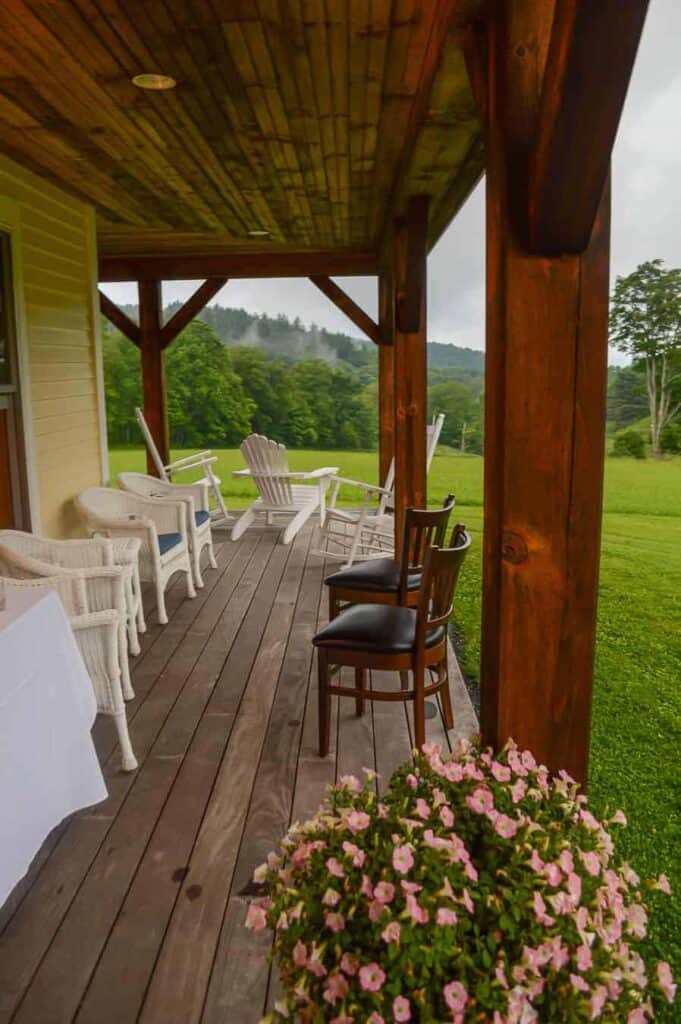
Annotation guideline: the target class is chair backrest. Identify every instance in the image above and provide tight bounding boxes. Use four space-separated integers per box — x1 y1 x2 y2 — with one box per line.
0 529 113 568
1 572 88 617
76 487 140 525
118 472 162 500
240 434 294 507
415 524 471 649
135 408 169 481
398 494 455 600
378 413 446 516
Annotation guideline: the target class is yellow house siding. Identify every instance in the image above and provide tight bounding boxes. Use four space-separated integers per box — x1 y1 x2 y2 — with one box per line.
0 152 106 536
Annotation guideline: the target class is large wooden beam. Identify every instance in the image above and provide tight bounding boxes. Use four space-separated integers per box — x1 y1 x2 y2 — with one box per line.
138 280 169 476
480 1 612 786
99 250 378 282
98 289 140 346
378 270 395 485
160 277 228 349
309 276 382 345
527 0 648 253
397 196 430 334
393 206 428 553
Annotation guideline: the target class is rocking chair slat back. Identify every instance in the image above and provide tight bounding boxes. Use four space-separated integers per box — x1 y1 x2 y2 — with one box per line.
416 525 471 642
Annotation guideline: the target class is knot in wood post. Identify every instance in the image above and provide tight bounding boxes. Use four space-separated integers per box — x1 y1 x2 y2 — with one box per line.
501 530 528 564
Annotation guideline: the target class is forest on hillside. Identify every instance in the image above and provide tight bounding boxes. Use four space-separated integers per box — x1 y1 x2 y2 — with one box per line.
103 304 486 453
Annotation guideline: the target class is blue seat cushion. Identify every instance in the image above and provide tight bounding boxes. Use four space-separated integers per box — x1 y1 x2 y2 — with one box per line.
194 510 210 528
158 532 182 556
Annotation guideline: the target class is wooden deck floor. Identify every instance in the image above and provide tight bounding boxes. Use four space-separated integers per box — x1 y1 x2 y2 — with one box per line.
0 523 477 1024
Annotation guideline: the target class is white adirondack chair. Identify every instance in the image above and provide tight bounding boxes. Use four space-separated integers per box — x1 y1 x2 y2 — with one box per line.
314 412 445 565
231 435 339 545
135 407 230 528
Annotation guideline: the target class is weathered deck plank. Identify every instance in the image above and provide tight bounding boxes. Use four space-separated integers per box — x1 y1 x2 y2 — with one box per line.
0 524 477 1024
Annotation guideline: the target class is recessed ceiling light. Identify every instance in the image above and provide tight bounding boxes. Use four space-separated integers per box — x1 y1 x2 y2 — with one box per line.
248 229 270 237
132 73 177 91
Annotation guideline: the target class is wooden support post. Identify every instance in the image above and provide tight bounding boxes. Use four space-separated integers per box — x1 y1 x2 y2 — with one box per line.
393 200 428 553
309 275 383 345
480 1 613 785
138 280 169 476
378 270 395 485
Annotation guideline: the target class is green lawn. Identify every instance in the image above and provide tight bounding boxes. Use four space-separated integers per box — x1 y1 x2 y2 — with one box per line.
110 446 681 1001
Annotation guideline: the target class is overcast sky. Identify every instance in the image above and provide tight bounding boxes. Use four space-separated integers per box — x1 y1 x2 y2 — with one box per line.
103 0 681 364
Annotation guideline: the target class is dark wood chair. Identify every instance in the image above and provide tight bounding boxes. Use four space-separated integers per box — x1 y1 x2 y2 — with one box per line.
324 494 456 619
312 524 471 755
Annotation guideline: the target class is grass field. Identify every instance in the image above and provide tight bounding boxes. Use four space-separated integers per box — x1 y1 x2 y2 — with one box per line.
110 446 681 1001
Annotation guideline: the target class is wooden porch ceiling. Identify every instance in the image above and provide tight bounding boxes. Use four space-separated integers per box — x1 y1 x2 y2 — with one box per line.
0 1 484 263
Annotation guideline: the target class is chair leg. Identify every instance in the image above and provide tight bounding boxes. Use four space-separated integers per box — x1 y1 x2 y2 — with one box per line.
208 538 218 569
328 588 339 621
318 651 331 757
400 671 409 691
192 544 204 589
440 660 454 731
119 627 135 701
186 565 197 600
413 663 425 751
231 505 257 541
114 711 138 771
355 667 366 717
282 503 316 545
155 577 169 625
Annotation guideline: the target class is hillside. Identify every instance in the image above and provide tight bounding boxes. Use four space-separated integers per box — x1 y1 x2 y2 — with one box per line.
116 301 485 374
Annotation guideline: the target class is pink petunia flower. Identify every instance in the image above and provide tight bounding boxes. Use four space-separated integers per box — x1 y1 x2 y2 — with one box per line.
359 962 386 992
374 881 395 904
368 900 387 922
401 880 422 894
461 888 474 914
340 952 358 976
544 862 562 886
326 857 345 878
342 840 366 867
367 1014 385 1024
245 903 267 932
657 961 677 1003
611 809 627 826
571 973 590 993
626 1010 647 1024
576 945 592 972
325 912 345 932
532 891 555 927
579 850 601 877
656 873 672 895
361 874 374 898
323 888 341 906
491 761 511 782
436 907 458 926
439 805 454 828
589 985 608 1019
339 774 362 793
393 995 412 1022
381 920 401 944
406 773 418 790
393 845 414 874
307 945 327 977
466 787 494 815
292 940 307 966
330 1017 354 1024
510 778 527 803
406 892 429 925
415 798 431 820
324 972 349 1004
443 980 468 1014
346 810 371 834
494 814 518 839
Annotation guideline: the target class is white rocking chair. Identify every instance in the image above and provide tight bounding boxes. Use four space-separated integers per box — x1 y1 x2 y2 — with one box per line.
231 435 338 545
314 412 445 565
135 407 230 528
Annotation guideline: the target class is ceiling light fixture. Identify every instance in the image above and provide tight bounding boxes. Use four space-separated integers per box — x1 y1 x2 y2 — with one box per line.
248 229 270 237
132 73 177 91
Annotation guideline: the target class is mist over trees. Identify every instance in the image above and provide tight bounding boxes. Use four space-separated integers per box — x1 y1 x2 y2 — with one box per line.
103 305 485 454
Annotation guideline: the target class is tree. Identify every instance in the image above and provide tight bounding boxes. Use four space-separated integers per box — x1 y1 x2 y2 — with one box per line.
609 260 681 456
428 380 476 449
607 366 648 430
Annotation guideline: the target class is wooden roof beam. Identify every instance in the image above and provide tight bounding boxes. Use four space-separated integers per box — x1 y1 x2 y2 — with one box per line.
397 196 430 334
309 276 383 346
98 290 140 346
160 278 228 349
99 250 379 282
527 0 649 254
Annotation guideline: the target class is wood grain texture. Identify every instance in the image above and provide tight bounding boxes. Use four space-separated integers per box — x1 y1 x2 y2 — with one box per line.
138 279 169 474
160 278 228 349
480 0 612 786
98 290 140 346
378 269 395 484
527 0 648 253
99 249 379 282
0 2 483 260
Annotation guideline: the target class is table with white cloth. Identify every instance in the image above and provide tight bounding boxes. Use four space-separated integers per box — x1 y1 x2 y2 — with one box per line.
0 587 108 907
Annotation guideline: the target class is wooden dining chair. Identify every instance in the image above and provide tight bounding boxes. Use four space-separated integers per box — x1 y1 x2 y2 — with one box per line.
312 524 471 755
324 495 455 618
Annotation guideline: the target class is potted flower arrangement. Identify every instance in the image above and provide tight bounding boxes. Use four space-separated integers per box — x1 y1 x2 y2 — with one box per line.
246 740 676 1023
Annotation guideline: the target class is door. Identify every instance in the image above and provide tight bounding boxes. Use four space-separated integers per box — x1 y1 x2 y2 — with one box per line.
0 230 27 529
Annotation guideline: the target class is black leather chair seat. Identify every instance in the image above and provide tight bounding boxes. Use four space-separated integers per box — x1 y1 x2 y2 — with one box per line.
324 557 421 594
313 604 445 654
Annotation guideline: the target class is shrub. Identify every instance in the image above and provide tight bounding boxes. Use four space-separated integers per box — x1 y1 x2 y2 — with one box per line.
612 430 646 459
660 423 681 454
247 740 675 1023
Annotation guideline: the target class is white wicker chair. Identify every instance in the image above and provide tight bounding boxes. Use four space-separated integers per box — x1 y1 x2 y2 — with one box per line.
76 487 196 625
314 413 446 565
135 407 230 528
117 472 217 589
0 569 137 771
231 435 338 545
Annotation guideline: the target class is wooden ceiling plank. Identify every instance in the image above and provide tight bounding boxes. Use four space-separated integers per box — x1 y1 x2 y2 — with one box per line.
329 0 351 246
360 0 392 244
309 274 383 345
348 0 370 249
17 0 227 232
303 0 341 239
159 277 228 348
99 290 141 345
99 249 379 281
527 0 649 253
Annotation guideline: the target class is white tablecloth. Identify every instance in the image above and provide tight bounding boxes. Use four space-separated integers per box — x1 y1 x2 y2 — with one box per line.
0 588 108 907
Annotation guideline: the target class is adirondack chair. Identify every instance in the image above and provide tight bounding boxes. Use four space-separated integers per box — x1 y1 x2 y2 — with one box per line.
231 435 339 545
135 407 230 528
314 412 445 565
